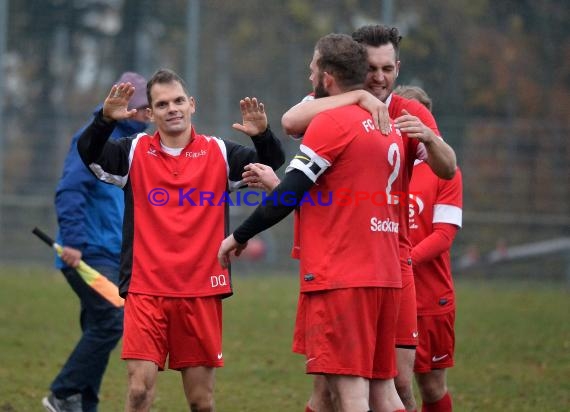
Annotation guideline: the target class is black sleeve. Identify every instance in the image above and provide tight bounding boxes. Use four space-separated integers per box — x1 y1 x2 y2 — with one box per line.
233 169 314 244
77 109 133 179
77 109 116 165
225 126 286 183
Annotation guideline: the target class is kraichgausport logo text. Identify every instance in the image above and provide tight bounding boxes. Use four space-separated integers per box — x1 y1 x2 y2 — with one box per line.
147 188 420 207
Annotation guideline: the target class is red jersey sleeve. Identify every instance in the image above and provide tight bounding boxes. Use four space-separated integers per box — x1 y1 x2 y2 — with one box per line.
411 223 458 264
433 167 463 226
286 108 357 182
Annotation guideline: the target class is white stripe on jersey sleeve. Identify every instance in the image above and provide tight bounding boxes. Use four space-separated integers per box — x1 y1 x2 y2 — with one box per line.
88 133 143 188
285 144 330 183
89 163 128 188
89 164 128 188
433 204 463 228
209 136 242 192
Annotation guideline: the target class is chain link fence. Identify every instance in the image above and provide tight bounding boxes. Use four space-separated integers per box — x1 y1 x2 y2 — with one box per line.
2 113 569 283
1 1 569 282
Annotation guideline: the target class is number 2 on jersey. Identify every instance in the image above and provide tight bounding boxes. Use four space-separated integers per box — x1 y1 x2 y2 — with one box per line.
386 143 400 205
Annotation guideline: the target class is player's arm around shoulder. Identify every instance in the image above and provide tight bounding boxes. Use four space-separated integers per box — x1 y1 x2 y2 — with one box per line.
282 90 390 136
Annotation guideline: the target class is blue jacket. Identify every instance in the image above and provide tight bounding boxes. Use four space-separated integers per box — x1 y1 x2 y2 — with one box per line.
55 107 148 269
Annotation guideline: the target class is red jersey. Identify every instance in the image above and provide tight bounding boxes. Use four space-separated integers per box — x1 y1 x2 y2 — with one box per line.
78 116 284 298
409 162 463 315
287 104 404 292
290 93 443 267
387 93 441 266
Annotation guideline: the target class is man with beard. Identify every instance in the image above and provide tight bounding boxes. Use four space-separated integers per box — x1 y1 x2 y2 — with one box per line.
219 33 406 412
281 25 456 412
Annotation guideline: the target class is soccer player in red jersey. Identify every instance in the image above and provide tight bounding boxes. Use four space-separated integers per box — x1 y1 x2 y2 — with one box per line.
280 25 457 412
77 69 285 411
396 85 463 412
219 33 406 412
409 160 462 412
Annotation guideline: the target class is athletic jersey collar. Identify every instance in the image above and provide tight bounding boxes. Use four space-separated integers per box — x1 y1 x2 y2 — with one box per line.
385 93 393 109
150 127 196 151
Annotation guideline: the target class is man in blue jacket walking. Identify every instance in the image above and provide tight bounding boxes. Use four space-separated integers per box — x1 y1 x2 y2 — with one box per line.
43 72 150 412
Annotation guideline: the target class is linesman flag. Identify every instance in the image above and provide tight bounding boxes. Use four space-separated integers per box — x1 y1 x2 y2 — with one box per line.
32 227 125 307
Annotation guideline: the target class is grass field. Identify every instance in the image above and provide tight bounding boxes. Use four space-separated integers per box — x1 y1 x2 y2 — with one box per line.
1 266 569 411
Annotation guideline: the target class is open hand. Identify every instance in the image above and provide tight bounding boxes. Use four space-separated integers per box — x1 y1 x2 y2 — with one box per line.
232 97 268 136
102 82 142 121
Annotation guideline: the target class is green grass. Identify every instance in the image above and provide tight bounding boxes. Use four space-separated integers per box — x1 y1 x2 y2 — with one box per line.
0 267 569 411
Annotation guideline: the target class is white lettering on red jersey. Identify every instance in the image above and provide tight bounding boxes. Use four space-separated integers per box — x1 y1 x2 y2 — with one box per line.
287 104 404 292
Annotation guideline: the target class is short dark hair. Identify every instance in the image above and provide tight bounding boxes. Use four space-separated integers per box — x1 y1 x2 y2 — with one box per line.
315 33 368 91
146 68 189 105
352 24 402 59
